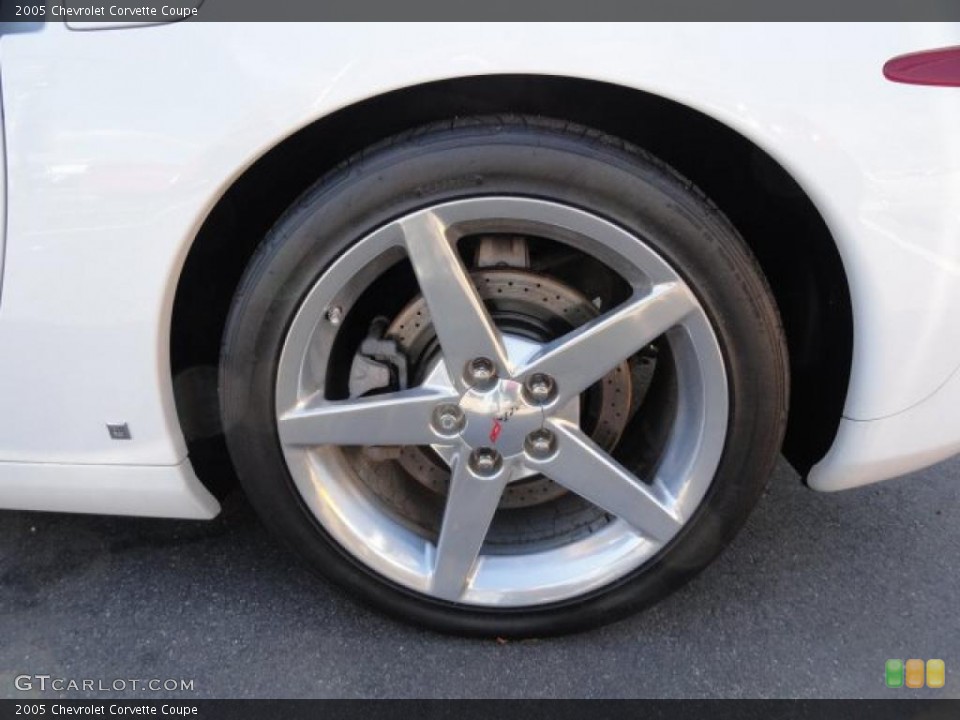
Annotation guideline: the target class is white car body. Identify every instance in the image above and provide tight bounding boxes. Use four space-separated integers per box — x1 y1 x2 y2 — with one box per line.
1 21 959 519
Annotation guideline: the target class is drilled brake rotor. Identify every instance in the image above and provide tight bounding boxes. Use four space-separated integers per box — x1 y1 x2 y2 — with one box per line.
388 269 633 509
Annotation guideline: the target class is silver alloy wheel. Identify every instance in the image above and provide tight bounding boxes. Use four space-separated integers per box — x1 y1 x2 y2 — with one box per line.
275 197 728 607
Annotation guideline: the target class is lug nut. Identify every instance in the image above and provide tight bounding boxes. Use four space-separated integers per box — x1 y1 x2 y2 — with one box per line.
431 404 465 436
469 447 502 476
465 357 497 387
524 373 557 404
525 429 557 460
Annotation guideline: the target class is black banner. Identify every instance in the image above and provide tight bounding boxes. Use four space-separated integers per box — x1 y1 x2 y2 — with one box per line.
2 0 960 23
2 701 960 719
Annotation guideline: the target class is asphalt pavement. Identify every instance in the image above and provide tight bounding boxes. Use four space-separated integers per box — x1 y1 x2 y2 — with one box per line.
1 456 958 699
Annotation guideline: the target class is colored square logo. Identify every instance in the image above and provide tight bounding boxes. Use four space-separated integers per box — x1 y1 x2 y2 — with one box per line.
905 659 925 688
927 659 945 689
886 659 904 688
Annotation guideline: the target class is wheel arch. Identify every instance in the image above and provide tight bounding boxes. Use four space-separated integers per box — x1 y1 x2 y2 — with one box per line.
170 74 852 498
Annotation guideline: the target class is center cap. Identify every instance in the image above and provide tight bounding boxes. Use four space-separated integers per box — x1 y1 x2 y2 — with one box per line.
458 379 544 458
424 335 578 478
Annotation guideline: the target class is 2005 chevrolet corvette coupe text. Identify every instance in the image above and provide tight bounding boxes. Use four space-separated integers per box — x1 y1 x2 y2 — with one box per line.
1 21 959 635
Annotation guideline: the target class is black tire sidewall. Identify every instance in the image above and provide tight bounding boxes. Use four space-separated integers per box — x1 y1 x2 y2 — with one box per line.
220 119 788 637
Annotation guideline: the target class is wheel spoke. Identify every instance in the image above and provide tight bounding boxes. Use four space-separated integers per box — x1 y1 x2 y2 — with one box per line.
277 386 459 447
533 421 683 543
430 454 510 601
399 211 511 387
518 282 697 403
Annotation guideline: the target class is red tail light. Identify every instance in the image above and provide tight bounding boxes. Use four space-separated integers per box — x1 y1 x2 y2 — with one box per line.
883 46 960 87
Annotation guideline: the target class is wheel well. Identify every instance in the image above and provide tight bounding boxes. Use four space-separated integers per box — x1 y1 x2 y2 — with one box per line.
171 75 852 498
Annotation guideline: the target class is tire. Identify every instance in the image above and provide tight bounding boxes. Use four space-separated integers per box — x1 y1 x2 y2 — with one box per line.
220 116 788 636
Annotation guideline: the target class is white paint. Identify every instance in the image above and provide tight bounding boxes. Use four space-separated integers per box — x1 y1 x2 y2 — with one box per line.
810 363 960 491
0 460 219 518
0 22 958 513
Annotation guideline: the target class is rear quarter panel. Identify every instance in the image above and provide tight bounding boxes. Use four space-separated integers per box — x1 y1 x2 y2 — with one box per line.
0 22 957 487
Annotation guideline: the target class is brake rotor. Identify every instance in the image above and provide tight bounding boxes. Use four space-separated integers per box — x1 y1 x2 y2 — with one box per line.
388 269 633 509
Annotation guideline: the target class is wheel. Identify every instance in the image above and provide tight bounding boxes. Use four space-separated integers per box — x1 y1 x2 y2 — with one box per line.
220 116 788 636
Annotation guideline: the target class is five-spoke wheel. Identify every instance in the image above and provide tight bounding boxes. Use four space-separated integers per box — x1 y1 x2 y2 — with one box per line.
274 198 727 605
221 117 787 634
